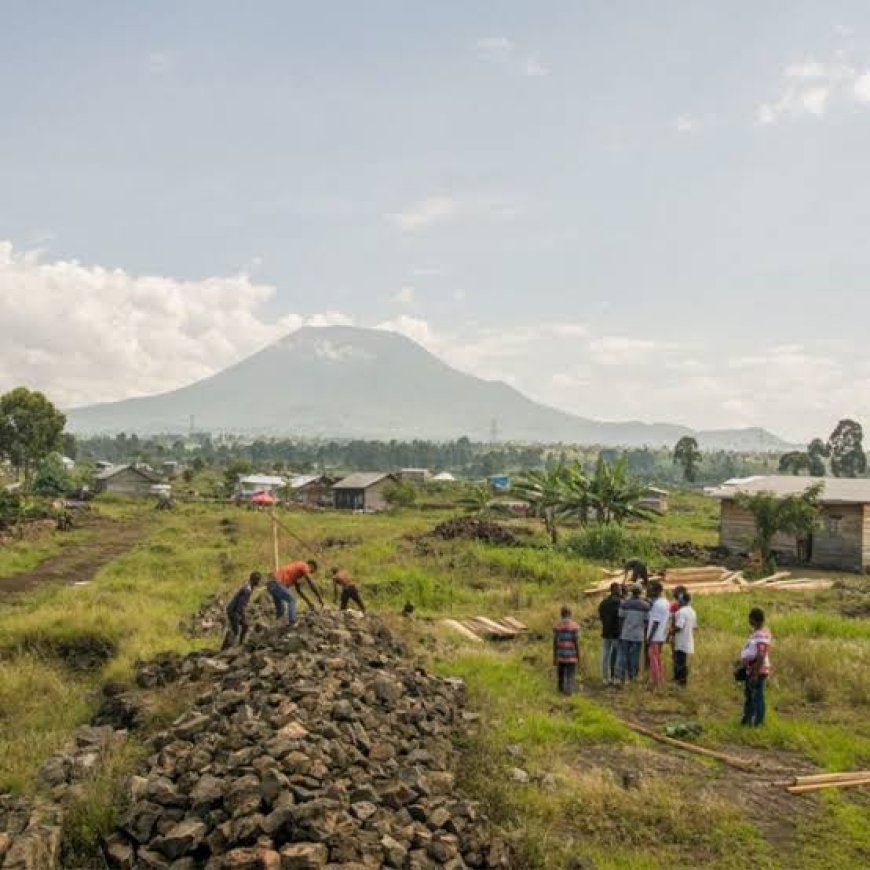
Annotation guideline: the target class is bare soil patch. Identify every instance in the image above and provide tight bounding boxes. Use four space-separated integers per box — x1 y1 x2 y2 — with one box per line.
0 512 151 602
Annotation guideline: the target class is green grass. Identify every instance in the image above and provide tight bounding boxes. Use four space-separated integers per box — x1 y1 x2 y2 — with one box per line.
0 526 95 578
1 499 869 868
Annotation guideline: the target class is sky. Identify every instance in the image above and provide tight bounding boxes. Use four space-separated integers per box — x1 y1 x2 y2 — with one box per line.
2 1 870 442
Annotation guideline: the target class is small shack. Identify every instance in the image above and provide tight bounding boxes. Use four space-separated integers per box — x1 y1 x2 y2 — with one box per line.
289 474 335 507
95 465 161 497
708 476 870 572
640 486 670 514
332 472 397 512
399 468 431 484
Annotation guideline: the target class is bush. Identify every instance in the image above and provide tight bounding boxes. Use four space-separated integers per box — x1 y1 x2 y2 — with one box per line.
561 524 661 565
383 480 418 508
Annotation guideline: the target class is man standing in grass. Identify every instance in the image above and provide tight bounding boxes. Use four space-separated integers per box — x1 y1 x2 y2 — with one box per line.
671 590 697 686
553 606 581 695
266 559 324 625
616 583 650 682
740 607 772 726
598 582 622 685
331 566 366 613
645 580 670 690
222 571 261 648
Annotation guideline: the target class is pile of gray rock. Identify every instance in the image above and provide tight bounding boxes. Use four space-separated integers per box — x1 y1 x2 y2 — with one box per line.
1 725 125 869
108 611 510 868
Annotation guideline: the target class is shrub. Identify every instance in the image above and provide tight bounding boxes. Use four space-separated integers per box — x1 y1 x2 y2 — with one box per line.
561 524 661 565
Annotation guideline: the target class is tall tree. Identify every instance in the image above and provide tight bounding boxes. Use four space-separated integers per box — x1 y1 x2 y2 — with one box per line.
827 419 866 478
778 451 810 476
807 438 829 477
673 436 702 482
0 388 66 482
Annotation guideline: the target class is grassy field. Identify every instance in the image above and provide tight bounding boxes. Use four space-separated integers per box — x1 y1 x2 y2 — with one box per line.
0 495 867 867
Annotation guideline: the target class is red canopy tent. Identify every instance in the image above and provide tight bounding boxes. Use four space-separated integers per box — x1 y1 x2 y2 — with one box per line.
251 491 276 505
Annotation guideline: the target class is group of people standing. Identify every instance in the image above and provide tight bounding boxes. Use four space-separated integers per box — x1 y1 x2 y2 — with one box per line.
553 559 773 727
223 558 367 647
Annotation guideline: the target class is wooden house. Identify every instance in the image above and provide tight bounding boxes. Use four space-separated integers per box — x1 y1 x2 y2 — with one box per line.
289 474 335 507
399 468 431 484
94 465 162 497
640 486 670 514
332 472 397 511
708 476 870 572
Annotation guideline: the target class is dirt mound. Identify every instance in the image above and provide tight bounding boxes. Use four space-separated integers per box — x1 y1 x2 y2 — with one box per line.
659 541 731 562
430 517 519 547
111 611 510 868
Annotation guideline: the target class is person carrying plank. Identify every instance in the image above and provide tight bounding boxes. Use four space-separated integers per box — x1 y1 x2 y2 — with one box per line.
222 571 261 648
331 567 366 613
622 558 649 591
266 559 323 625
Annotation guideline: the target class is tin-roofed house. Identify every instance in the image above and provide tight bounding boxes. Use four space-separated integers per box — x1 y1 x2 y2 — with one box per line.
708 476 870 572
94 464 162 497
332 473 398 512
289 474 335 507
235 474 286 502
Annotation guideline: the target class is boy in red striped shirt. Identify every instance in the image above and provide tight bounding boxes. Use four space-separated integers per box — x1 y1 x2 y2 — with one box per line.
553 606 581 695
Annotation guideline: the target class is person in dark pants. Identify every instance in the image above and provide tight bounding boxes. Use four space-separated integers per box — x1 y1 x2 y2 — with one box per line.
553 606 581 694
267 559 323 625
222 571 261 649
598 583 622 685
670 591 697 686
623 558 649 587
331 567 366 613
740 607 772 726
616 583 650 682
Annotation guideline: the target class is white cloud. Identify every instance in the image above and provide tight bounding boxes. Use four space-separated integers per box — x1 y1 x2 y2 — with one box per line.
387 196 459 231
411 266 442 277
523 57 549 77
587 336 661 365
452 288 466 302
476 36 514 53
854 71 870 102
375 315 437 349
674 115 699 133
0 241 349 407
387 194 520 232
755 55 868 124
394 285 415 305
549 322 588 338
147 52 172 75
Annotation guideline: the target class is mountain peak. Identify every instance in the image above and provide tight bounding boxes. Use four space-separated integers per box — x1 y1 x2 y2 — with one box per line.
66 326 787 449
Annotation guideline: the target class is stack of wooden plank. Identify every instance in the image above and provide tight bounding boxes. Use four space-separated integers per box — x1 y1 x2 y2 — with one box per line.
752 575 834 592
775 771 870 794
442 615 528 643
585 566 745 597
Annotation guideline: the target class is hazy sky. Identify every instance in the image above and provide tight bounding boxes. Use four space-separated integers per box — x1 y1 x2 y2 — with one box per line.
2 1 870 441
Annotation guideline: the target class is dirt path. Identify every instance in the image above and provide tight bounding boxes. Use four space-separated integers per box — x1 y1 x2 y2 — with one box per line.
0 512 152 602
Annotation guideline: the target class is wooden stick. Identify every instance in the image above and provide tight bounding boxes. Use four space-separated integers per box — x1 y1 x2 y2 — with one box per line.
271 510 279 572
787 777 870 795
442 619 483 643
624 721 757 771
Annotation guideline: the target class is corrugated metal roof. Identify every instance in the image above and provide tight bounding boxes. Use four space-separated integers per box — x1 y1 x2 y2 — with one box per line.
290 475 321 489
333 472 393 489
708 475 870 504
96 464 160 482
238 474 286 486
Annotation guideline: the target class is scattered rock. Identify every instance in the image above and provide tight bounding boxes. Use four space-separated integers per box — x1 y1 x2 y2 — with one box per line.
429 518 519 547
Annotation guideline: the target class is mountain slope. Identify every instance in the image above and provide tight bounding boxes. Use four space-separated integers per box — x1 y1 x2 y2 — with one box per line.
66 326 787 448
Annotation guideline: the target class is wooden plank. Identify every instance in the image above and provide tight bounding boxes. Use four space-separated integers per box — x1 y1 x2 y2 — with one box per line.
442 619 484 643
501 616 528 631
474 616 518 636
787 777 870 795
752 571 792 586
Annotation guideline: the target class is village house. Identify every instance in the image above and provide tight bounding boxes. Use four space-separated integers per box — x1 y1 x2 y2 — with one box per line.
94 465 162 497
708 475 870 572
640 486 670 514
332 472 397 512
398 468 431 484
289 474 335 507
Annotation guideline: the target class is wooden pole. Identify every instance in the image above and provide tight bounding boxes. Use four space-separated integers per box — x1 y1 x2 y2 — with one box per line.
773 771 870 787
624 721 757 771
787 777 870 795
271 510 280 572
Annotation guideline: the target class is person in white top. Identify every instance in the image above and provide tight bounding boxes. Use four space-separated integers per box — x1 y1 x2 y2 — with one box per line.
671 591 697 686
645 581 670 689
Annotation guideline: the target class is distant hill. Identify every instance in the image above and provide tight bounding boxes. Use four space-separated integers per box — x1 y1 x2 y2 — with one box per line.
66 326 788 450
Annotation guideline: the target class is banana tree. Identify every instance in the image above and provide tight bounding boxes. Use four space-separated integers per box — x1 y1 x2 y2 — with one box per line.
512 465 569 544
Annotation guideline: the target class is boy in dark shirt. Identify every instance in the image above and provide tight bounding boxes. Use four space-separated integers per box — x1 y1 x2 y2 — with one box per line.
598 583 622 685
222 571 261 648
